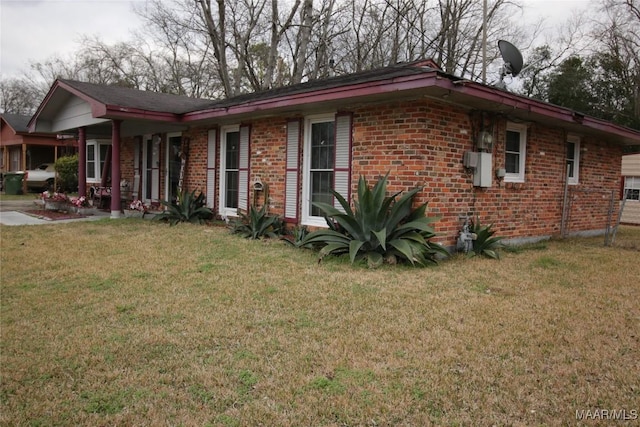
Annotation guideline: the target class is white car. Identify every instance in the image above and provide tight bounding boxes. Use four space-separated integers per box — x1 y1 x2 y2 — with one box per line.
24 163 57 190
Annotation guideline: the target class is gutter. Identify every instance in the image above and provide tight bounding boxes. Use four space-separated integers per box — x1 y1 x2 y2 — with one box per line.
449 79 640 144
182 71 441 122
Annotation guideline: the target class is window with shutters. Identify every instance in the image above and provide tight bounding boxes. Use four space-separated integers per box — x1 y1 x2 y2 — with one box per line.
301 113 351 227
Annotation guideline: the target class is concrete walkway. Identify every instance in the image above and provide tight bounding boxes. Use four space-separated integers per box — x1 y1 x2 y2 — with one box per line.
0 199 111 226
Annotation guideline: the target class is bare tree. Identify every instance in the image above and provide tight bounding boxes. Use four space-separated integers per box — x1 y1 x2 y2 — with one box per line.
592 0 640 125
0 77 41 115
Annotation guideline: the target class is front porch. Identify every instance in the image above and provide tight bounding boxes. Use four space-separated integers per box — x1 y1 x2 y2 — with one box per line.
27 80 204 218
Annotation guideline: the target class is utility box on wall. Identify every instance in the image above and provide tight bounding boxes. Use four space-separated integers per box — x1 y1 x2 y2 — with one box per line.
474 152 493 187
464 151 492 187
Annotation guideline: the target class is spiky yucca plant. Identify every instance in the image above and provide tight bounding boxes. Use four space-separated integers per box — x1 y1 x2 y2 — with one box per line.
230 183 283 239
231 203 283 239
156 189 213 226
469 217 504 259
301 174 448 267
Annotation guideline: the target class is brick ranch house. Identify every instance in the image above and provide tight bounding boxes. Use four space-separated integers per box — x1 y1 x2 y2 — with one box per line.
28 60 640 247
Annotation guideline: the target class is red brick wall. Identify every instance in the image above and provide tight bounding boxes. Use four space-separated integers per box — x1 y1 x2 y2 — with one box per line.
117 97 622 248
350 99 621 246
184 128 209 194
120 136 136 193
351 100 475 244
245 118 288 212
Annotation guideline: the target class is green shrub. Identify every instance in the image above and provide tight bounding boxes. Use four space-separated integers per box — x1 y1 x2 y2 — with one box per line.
301 174 448 268
469 217 503 259
54 154 78 192
155 189 213 226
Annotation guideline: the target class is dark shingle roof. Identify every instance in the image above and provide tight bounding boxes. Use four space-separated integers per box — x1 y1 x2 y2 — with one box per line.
59 61 441 115
1 113 32 133
58 80 216 115
206 61 440 110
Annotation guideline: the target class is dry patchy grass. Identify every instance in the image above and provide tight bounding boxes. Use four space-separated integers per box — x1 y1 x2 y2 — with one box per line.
1 221 639 426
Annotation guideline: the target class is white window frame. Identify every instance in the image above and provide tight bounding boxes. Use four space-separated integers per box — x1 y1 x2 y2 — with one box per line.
219 125 240 218
624 176 640 201
566 135 580 185
504 122 527 183
85 139 111 184
302 113 336 227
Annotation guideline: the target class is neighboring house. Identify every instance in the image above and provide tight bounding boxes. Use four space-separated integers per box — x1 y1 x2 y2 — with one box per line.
621 153 640 225
1 113 77 191
28 60 640 247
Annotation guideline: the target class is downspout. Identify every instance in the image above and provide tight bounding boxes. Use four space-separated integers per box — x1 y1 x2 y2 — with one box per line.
560 166 570 238
21 143 27 193
110 120 122 219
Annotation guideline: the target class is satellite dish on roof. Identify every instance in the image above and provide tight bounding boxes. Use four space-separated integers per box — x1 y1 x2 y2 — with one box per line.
498 40 524 77
494 40 524 90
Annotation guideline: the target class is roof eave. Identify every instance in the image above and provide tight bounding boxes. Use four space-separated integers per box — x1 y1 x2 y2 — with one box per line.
104 105 182 122
442 79 640 145
183 71 441 122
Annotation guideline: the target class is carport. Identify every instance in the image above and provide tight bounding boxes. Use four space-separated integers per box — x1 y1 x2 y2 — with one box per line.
1 113 77 193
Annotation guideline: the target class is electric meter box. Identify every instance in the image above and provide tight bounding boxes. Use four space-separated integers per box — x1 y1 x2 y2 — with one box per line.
473 152 492 188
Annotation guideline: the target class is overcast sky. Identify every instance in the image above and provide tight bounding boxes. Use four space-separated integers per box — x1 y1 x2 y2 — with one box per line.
0 0 594 80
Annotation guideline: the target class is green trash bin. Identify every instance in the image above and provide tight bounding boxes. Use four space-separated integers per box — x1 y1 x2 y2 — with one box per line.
3 172 25 195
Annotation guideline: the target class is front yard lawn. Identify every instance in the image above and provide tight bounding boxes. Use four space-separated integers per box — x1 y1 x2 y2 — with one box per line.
1 221 639 425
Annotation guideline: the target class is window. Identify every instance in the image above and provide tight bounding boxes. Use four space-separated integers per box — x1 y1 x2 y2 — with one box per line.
87 144 96 179
86 140 111 183
9 148 20 171
219 126 240 217
301 113 351 227
504 123 527 183
566 136 580 185
309 119 335 217
624 176 640 200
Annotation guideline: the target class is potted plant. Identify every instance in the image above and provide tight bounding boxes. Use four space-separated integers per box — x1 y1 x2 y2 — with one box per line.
124 199 148 218
41 191 69 211
69 195 95 215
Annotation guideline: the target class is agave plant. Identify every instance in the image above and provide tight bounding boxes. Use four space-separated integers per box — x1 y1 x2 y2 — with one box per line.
469 217 504 259
230 203 283 239
230 184 283 239
282 225 313 248
155 189 213 226
301 174 448 267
